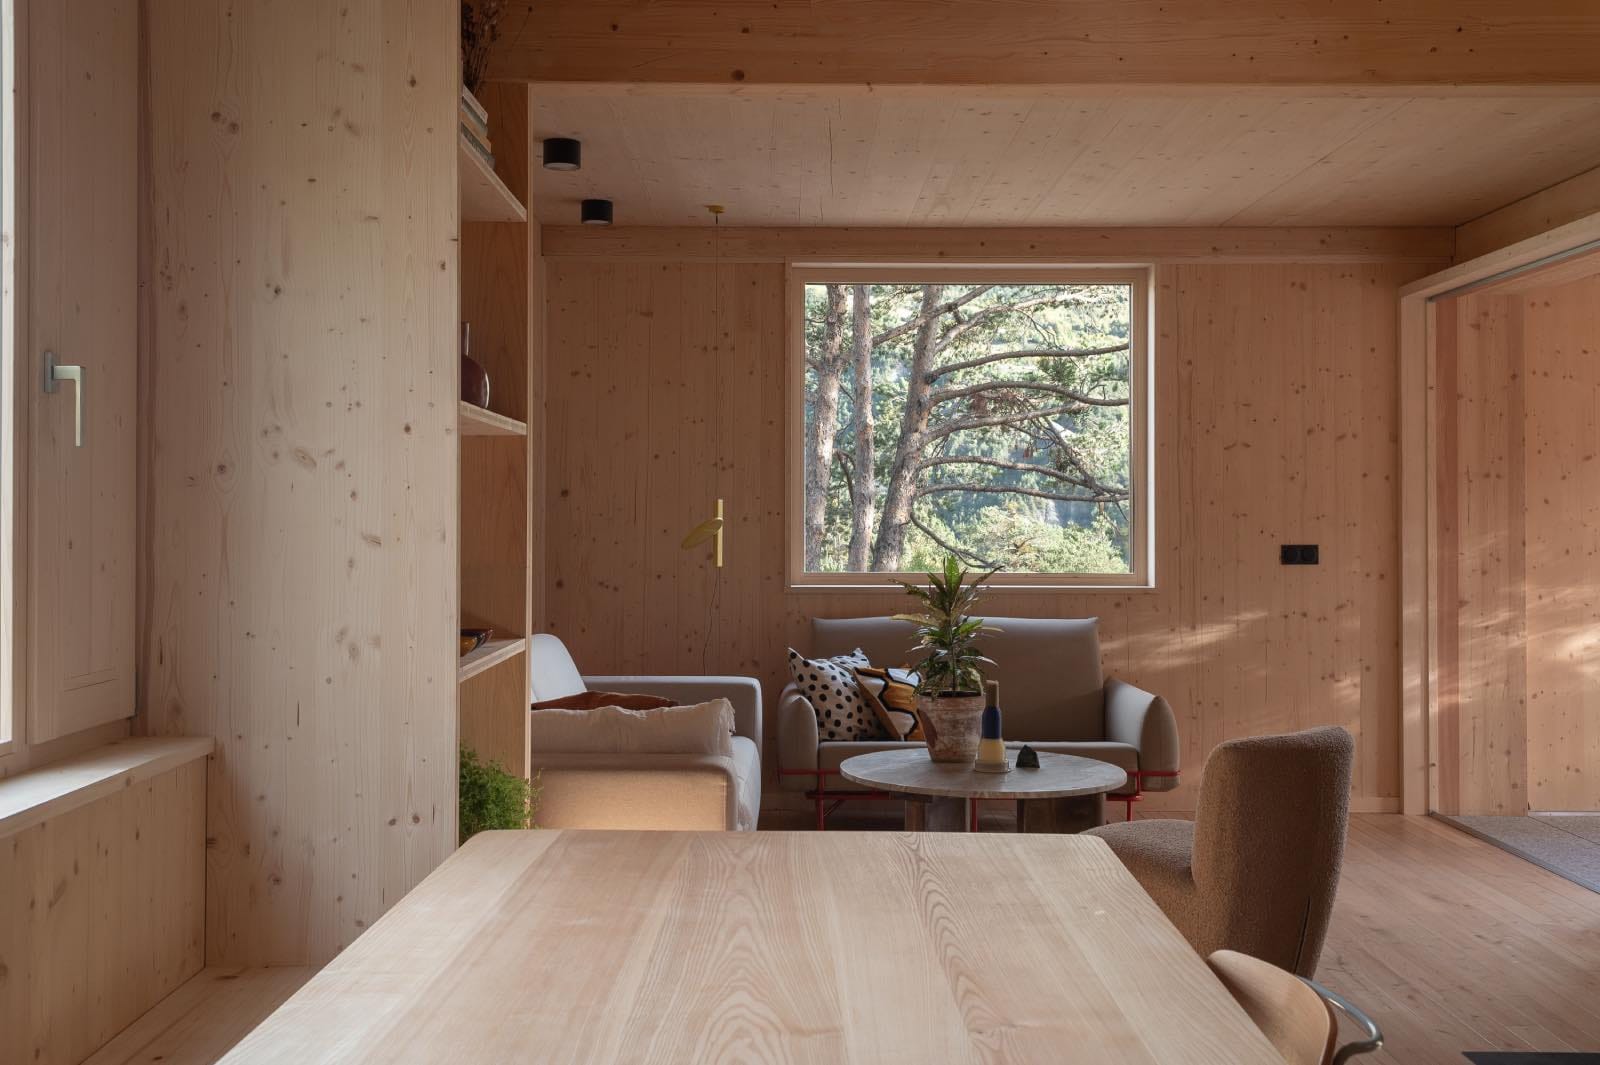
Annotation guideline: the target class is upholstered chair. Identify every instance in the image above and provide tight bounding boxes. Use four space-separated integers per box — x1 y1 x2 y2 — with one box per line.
1088 726 1354 977
1208 950 1383 1064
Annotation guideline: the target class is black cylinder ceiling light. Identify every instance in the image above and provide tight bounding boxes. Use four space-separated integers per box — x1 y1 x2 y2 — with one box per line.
541 137 581 171
540 135 613 225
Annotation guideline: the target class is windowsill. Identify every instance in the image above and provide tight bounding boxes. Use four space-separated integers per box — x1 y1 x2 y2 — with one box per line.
0 735 212 839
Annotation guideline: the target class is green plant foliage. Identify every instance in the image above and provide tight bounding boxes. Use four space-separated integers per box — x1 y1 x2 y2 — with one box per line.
802 280 1135 575
458 746 536 842
892 555 1000 694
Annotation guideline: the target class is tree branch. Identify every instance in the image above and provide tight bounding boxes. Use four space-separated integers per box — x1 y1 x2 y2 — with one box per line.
929 343 1129 381
917 454 1126 496
929 377 1129 408
923 404 1085 443
870 285 994 347
834 450 856 509
915 482 1126 505
933 292 1095 354
909 513 999 570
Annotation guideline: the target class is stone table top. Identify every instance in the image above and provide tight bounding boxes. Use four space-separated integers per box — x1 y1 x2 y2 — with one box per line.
838 748 1128 801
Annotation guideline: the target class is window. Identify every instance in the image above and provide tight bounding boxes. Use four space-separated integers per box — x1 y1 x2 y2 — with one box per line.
789 268 1150 587
1 0 14 750
0 0 138 764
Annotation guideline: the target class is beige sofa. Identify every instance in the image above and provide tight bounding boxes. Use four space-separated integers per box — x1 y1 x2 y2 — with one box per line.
528 635 762 831
778 616 1180 828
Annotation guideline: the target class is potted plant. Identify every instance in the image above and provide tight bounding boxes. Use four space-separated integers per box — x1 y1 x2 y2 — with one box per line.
892 556 1000 763
459 746 539 842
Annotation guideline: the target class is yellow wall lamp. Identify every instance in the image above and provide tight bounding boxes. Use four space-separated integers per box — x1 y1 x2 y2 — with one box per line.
680 499 724 568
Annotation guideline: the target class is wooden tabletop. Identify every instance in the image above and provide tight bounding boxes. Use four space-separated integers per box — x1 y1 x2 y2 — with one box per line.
839 748 1128 800
220 830 1281 1065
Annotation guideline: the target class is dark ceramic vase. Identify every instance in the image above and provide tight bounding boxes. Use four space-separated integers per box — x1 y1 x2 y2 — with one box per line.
461 354 490 409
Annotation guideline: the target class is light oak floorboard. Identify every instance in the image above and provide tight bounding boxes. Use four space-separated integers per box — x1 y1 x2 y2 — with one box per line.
82 967 313 1065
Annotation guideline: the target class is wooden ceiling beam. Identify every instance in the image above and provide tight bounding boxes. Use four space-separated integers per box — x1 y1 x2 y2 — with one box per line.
538 225 1456 264
490 0 1600 91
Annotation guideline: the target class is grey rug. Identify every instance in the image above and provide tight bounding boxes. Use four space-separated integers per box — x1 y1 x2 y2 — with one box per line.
1436 813 1600 894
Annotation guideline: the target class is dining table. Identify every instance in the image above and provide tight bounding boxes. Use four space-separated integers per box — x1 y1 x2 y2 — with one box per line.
219 829 1282 1064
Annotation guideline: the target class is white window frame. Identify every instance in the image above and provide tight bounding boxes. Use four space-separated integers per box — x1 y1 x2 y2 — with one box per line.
786 264 1154 590
0 0 20 756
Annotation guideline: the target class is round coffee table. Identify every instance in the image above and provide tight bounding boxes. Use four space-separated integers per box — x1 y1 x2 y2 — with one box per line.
838 748 1127 833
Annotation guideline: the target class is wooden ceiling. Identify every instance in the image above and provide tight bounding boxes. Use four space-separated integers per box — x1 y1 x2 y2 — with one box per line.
493 0 1600 88
527 90 1600 228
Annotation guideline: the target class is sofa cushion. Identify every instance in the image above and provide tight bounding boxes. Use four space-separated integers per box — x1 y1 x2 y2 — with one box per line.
730 735 761 831
531 690 676 712
787 648 880 741
527 699 735 757
811 616 1105 741
853 666 923 741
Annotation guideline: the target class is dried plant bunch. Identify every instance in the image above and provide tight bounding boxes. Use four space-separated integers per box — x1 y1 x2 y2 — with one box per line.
461 0 504 94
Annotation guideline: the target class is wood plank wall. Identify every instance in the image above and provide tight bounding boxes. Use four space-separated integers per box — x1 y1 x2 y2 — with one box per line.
138 0 460 965
542 237 1440 811
1434 268 1600 814
0 759 205 1065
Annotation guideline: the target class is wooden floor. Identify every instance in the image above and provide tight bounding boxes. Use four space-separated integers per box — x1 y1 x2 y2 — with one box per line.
1323 815 1600 1063
82 967 312 1065
82 815 1600 1065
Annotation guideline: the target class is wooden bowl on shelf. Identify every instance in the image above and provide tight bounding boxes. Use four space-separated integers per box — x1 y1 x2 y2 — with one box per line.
460 628 494 656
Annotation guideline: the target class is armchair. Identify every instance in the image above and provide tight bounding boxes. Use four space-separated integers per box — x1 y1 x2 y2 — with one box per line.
777 616 1178 829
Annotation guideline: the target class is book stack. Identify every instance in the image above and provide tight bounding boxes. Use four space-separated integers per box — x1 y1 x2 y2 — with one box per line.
460 86 494 169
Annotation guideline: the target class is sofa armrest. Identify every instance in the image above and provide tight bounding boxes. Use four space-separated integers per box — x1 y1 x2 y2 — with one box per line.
581 675 762 753
776 683 819 775
1104 677 1181 792
528 751 739 830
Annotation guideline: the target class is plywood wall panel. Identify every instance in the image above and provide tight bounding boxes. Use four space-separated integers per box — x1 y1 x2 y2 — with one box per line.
1432 267 1600 815
544 256 1426 809
140 0 459 966
0 759 205 1065
1522 274 1600 812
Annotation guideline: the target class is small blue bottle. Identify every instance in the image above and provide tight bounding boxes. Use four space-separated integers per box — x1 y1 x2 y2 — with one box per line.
977 680 1007 770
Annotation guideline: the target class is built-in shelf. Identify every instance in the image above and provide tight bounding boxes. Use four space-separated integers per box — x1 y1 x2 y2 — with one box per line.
457 637 526 683
459 401 527 437
459 133 527 224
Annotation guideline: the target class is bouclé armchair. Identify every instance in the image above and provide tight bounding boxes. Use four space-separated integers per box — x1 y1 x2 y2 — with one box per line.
1088 726 1354 977
777 616 1179 829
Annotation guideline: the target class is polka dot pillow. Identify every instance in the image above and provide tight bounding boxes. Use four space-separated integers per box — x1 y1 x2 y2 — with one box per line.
787 647 883 741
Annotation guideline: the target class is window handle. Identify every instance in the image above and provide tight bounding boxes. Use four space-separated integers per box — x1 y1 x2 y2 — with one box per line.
42 350 86 447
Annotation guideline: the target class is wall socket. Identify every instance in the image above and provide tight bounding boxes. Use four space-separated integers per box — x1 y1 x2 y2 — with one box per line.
1280 544 1319 565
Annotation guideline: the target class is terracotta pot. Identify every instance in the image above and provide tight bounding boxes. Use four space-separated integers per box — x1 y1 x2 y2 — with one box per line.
916 691 986 763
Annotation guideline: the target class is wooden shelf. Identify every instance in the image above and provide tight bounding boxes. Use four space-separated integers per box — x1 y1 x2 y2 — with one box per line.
457 637 526 683
459 133 527 223
459 401 527 437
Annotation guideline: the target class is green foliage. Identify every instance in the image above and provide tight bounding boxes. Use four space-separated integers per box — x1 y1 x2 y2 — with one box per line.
892 556 1000 694
802 280 1136 576
458 746 536 842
